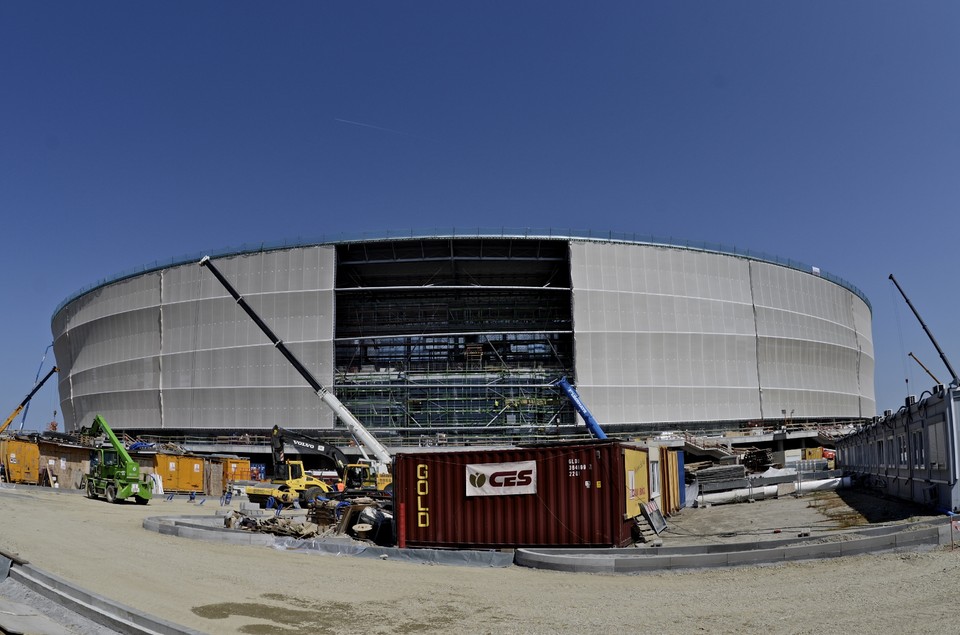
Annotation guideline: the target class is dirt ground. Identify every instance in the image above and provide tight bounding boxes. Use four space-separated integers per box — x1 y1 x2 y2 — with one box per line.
663 487 941 546
2 484 960 635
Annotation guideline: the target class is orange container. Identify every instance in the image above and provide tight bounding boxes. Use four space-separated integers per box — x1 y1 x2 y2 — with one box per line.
2 439 41 484
223 457 252 483
155 453 205 492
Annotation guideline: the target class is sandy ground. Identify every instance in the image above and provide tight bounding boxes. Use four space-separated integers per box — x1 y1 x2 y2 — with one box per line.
2 484 960 635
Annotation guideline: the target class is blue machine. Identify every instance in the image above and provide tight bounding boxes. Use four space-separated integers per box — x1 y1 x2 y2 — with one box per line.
555 376 607 440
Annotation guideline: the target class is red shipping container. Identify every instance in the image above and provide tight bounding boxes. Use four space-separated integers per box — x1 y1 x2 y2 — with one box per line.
394 441 648 549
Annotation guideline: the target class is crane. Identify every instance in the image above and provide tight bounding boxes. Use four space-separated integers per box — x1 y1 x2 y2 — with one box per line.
199 256 392 478
889 274 959 387
1 366 58 436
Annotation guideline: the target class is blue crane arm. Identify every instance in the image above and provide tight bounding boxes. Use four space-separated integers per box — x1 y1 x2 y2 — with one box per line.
555 377 608 440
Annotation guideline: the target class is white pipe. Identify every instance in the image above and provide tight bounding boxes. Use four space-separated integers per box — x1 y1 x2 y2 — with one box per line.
796 476 851 493
697 477 852 506
698 485 778 506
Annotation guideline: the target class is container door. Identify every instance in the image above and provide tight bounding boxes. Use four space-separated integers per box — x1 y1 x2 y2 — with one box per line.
7 442 41 484
177 456 204 492
622 447 648 519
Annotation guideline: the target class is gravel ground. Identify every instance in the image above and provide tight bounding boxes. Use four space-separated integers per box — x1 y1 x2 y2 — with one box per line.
0 577 118 635
2 484 960 634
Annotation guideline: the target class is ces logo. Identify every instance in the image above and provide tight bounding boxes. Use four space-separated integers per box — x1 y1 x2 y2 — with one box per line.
466 461 537 496
469 470 532 488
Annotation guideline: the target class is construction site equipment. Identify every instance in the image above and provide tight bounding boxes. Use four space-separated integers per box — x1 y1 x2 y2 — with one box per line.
79 415 153 504
271 425 349 480
268 425 387 492
1 367 58 436
244 458 333 508
889 273 959 387
199 256 393 484
554 376 607 439
243 426 343 508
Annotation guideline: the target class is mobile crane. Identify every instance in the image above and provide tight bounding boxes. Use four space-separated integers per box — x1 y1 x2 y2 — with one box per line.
1 366 58 436
199 256 393 491
79 415 153 504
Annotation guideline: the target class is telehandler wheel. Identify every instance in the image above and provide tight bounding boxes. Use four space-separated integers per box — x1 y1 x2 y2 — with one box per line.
105 484 118 503
85 480 96 499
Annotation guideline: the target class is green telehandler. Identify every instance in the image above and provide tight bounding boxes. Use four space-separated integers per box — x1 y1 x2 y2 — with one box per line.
79 415 153 504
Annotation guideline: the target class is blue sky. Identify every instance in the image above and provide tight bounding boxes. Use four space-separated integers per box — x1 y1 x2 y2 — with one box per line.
2 2 958 431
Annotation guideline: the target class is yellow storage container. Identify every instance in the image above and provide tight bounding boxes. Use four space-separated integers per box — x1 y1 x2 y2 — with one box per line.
2 439 41 484
155 454 205 493
804 447 824 460
223 457 252 484
175 456 204 492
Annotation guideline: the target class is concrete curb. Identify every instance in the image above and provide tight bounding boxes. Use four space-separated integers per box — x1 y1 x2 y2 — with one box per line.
515 517 953 573
4 559 203 635
142 514 516 568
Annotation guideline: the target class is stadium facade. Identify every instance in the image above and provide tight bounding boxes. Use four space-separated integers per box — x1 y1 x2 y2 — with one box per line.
51 231 876 441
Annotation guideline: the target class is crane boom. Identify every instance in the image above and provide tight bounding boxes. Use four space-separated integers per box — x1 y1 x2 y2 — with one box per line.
889 274 959 387
80 415 135 467
908 352 942 387
199 256 392 469
555 376 607 440
1 366 58 435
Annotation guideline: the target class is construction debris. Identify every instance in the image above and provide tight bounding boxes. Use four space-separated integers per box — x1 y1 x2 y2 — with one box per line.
224 511 327 539
224 495 395 545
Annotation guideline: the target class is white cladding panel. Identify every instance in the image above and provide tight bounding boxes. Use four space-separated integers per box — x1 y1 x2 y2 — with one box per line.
54 248 337 431
570 241 875 425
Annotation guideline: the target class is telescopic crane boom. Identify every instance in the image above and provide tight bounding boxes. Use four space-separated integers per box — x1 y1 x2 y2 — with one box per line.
1 366 58 435
889 274 959 387
554 376 608 439
199 256 392 471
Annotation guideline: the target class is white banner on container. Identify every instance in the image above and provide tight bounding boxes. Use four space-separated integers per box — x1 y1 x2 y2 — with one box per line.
465 461 537 497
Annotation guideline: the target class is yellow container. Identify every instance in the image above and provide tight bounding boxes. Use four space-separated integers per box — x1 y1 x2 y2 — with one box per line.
804 447 824 460
155 453 205 493
2 439 41 484
175 456 204 492
223 457 252 483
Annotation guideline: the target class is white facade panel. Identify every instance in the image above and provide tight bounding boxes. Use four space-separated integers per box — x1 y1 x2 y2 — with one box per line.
53 236 874 435
54 247 337 431
570 241 874 426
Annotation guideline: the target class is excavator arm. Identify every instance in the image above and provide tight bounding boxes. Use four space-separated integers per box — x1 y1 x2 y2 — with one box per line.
270 425 349 479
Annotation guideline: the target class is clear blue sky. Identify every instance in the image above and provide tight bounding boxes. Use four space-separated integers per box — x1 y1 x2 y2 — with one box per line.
2 2 958 431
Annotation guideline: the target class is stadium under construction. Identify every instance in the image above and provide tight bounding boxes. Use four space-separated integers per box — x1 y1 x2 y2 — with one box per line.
50 230 876 447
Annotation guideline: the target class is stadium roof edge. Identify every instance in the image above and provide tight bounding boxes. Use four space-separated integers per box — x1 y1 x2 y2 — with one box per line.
51 228 871 322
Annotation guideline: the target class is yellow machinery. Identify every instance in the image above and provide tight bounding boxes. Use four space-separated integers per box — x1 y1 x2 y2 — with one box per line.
1 367 58 436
